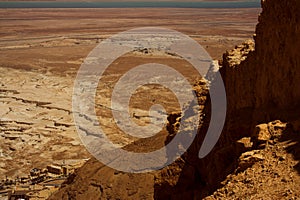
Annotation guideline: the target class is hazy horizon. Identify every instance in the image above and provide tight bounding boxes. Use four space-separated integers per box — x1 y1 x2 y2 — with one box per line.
0 0 259 2
0 0 261 8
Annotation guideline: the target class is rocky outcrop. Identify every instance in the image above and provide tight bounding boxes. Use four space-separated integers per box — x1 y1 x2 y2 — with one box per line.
204 120 300 199
195 0 300 195
194 0 300 190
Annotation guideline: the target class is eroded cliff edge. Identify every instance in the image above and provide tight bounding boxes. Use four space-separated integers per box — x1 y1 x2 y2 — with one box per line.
49 0 300 199
195 0 300 196
197 0 300 197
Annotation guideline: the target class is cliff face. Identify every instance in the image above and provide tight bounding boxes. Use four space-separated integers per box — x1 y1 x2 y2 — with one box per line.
222 0 300 119
196 0 300 194
196 0 300 191
254 0 300 112
50 0 300 199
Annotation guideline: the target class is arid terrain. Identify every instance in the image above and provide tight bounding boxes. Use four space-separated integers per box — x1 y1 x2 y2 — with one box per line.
0 7 260 179
3 3 299 200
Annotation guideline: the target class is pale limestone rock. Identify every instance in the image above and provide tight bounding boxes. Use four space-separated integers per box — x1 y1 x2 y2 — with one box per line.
237 137 253 149
253 123 271 142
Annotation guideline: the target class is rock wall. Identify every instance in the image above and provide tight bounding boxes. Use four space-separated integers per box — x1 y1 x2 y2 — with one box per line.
196 0 300 195
222 0 300 120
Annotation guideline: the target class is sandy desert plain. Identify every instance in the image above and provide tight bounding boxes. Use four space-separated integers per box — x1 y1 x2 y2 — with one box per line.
0 7 261 184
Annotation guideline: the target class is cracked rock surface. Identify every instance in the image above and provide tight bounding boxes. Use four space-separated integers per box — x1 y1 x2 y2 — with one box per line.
0 67 89 179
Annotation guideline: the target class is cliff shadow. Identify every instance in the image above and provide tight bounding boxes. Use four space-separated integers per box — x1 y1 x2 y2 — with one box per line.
154 93 256 199
280 121 300 175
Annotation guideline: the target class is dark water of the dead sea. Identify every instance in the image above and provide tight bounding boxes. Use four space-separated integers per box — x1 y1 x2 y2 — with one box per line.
0 1 260 8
